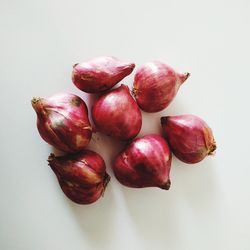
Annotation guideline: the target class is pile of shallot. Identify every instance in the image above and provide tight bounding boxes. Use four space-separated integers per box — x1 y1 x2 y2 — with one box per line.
32 56 216 204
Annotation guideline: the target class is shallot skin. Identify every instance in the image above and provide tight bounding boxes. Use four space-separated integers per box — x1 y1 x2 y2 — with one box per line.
92 84 142 140
31 93 92 153
48 150 110 204
113 134 172 189
72 56 135 93
161 115 216 164
133 61 190 112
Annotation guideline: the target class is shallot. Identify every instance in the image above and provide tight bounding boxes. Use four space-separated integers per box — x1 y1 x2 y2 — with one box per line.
133 61 190 112
92 84 142 140
161 114 216 164
72 56 135 93
48 150 110 204
31 93 92 153
113 134 172 189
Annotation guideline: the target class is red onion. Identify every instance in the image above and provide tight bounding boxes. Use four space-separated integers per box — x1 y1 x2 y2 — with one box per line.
133 61 190 112
92 84 142 140
48 150 110 204
72 56 135 93
113 134 172 189
31 93 92 153
161 115 216 164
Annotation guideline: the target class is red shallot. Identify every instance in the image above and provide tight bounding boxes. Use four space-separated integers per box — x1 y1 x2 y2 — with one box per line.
161 114 216 164
31 93 92 153
72 56 135 93
133 61 190 112
113 134 172 189
92 84 142 140
48 150 110 204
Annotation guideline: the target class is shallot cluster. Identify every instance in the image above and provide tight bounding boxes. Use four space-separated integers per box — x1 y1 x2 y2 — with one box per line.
32 56 216 205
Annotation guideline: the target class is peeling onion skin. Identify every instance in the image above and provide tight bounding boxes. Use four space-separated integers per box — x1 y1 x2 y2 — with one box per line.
113 134 172 189
161 115 216 164
48 150 110 204
72 56 135 93
31 93 92 153
133 61 190 112
92 84 142 140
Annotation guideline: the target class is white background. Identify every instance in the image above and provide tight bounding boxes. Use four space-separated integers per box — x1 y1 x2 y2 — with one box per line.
1 0 250 249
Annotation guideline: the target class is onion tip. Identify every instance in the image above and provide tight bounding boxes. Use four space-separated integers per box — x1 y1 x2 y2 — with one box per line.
131 87 137 98
128 63 135 70
160 179 171 190
31 97 41 108
160 116 168 126
208 142 217 155
48 153 55 163
179 72 190 83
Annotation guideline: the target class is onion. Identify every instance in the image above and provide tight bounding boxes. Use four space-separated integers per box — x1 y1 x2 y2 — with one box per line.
31 93 92 153
92 84 142 140
133 61 190 112
72 56 135 93
113 134 172 189
161 114 216 164
48 150 110 204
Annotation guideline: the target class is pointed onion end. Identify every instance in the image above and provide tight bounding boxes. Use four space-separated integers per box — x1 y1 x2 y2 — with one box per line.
160 179 171 190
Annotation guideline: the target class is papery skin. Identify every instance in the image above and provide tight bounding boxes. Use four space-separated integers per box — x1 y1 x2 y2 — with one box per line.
161 115 216 164
92 84 142 140
113 134 172 189
72 56 135 93
48 150 110 204
133 61 190 112
31 93 92 153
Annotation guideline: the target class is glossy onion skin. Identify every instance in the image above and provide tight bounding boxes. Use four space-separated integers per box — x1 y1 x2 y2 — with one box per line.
92 84 142 140
31 93 92 153
113 134 172 189
161 115 216 164
133 61 190 112
72 56 135 93
48 150 110 204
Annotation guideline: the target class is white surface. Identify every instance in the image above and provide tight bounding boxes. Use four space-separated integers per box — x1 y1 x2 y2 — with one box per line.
1 0 250 250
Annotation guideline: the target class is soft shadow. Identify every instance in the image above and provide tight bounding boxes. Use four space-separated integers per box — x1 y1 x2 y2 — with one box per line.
86 94 99 111
121 186 184 249
171 156 219 209
139 98 187 137
87 133 126 175
121 156 218 249
68 183 116 249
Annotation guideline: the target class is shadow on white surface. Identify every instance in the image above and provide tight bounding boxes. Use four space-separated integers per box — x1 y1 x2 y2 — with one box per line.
138 97 190 137
172 157 218 208
119 157 217 249
67 184 116 249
